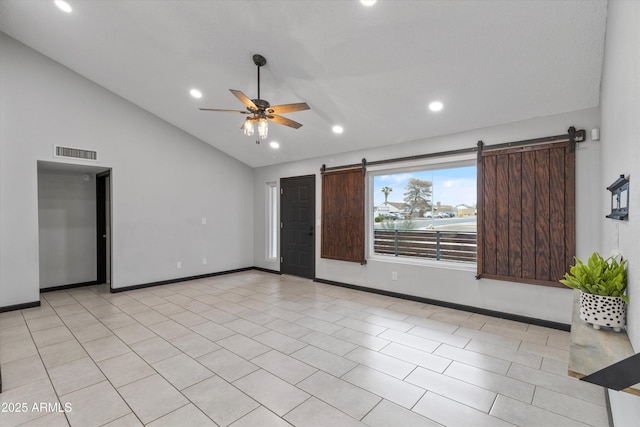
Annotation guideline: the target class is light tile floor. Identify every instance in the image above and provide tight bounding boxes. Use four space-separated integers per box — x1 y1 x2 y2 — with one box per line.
0 271 609 426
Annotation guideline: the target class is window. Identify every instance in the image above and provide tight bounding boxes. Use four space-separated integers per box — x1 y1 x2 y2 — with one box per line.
371 162 477 264
267 182 278 261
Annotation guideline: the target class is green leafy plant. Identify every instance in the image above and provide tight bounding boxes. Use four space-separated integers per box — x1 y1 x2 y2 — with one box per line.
560 252 629 303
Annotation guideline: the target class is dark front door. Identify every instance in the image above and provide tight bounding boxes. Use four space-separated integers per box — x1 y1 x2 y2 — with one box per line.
280 175 315 279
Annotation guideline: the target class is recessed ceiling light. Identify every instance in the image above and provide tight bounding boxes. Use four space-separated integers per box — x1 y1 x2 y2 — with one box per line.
332 125 344 134
360 0 377 6
270 141 280 149
54 0 72 13
190 89 202 99
429 101 444 112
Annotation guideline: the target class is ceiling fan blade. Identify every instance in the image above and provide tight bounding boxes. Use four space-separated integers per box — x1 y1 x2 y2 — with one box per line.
268 114 303 129
267 102 310 114
199 108 250 114
230 89 258 111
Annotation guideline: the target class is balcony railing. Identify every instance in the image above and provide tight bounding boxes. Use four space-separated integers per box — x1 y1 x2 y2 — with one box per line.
373 229 477 263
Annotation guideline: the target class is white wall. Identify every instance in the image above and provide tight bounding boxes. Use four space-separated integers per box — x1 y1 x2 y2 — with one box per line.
254 107 601 324
599 1 640 424
37 169 97 288
0 34 255 307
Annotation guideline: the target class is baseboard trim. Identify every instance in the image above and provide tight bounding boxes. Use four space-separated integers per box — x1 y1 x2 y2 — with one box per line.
2 268 278 312
40 281 99 293
313 277 570 331
1 272 569 331
110 267 255 293
251 267 282 275
0 300 41 313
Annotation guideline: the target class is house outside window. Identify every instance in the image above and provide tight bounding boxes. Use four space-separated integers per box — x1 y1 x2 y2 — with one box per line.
370 162 477 264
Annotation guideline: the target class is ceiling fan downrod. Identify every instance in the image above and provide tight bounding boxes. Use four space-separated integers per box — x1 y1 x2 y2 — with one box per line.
253 54 267 102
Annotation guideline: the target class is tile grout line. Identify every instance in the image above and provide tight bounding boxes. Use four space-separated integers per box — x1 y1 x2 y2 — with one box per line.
2 272 603 427
56 288 145 427
72 286 240 426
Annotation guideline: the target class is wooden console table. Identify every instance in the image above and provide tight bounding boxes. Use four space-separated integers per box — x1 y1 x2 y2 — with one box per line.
568 290 640 395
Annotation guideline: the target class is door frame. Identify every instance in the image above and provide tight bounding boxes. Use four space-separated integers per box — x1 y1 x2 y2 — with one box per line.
96 170 112 288
280 174 316 279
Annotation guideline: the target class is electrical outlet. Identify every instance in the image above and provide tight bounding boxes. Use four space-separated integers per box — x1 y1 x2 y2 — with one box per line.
202 258 207 265
202 217 207 225
177 261 182 269
392 271 397 280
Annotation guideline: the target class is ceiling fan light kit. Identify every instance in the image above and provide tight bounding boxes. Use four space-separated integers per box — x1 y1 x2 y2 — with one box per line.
242 117 255 137
200 54 310 144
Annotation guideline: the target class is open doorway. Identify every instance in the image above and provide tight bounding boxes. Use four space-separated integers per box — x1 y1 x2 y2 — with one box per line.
37 161 111 291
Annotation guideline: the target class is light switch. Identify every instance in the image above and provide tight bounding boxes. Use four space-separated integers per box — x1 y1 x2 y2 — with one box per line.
202 217 207 225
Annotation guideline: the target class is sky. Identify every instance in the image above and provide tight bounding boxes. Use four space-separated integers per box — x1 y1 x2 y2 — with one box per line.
373 165 476 208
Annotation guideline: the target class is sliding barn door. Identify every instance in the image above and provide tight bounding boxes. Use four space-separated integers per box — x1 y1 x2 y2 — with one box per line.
477 141 575 287
321 167 365 264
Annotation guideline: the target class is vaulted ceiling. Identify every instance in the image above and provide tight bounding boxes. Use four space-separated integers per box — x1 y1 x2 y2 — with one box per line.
0 0 608 167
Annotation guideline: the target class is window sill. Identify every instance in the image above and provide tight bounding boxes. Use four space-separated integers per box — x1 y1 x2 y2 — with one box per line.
368 254 476 273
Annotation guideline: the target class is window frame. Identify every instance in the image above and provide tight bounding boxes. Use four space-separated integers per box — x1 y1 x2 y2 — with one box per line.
367 154 477 269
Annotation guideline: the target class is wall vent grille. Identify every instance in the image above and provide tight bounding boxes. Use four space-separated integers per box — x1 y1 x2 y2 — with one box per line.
53 145 98 161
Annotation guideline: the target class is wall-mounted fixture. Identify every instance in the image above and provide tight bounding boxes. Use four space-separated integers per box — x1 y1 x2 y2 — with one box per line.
606 174 629 220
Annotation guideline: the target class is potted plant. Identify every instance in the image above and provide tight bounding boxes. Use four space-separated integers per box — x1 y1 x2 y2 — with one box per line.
560 252 628 332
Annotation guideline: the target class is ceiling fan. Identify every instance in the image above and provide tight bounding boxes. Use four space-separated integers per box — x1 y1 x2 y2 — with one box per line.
200 54 310 143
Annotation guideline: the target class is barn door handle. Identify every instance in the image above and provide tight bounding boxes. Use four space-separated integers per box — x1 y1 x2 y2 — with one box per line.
309 226 314 236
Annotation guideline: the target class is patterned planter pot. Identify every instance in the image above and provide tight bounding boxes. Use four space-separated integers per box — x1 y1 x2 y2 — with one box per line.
579 291 627 332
